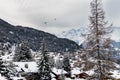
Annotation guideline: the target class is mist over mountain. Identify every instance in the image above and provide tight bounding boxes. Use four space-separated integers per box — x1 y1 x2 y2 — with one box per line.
56 27 88 45
56 27 120 46
0 19 79 52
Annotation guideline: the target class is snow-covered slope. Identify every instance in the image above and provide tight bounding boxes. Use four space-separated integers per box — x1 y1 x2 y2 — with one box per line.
56 27 120 45
56 27 88 45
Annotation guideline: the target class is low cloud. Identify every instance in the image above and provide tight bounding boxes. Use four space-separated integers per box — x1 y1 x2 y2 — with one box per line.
0 0 120 33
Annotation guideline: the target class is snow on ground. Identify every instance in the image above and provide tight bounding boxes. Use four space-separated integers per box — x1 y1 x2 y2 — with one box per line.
0 54 13 61
85 69 94 76
11 77 26 80
114 62 120 68
65 78 85 80
52 67 67 75
111 70 120 79
71 67 81 75
0 74 7 80
1 47 120 80
14 62 38 72
51 78 56 80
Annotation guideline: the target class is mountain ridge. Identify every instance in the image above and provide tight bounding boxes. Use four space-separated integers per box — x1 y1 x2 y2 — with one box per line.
0 19 79 52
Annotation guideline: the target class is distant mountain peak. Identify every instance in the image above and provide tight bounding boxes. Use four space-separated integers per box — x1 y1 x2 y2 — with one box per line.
56 27 120 45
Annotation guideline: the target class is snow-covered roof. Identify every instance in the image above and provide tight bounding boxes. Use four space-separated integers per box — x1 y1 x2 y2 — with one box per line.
14 62 38 73
52 67 67 75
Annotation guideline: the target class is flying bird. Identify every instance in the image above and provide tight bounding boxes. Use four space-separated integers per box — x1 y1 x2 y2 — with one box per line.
44 21 48 24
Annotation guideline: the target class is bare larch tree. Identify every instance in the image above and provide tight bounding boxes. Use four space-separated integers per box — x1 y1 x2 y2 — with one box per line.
84 0 115 80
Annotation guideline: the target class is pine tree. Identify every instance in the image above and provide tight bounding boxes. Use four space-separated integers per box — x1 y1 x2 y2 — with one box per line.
0 58 10 79
13 40 32 62
0 43 6 56
63 55 71 77
55 57 63 69
49 56 55 68
0 43 12 56
7 61 19 78
37 40 51 80
0 59 19 80
84 0 115 79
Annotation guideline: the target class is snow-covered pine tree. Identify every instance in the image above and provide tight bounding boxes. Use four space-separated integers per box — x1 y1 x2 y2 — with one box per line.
13 40 32 62
83 0 115 79
55 57 63 69
0 59 19 80
37 40 51 80
7 61 19 78
63 55 71 77
49 56 55 68
0 43 12 56
0 43 4 56
0 58 10 79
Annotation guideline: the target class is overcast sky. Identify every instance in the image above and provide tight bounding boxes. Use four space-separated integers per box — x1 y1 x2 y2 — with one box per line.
0 0 120 33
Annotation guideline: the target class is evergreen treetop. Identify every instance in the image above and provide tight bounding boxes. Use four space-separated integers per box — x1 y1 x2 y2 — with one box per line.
37 40 51 80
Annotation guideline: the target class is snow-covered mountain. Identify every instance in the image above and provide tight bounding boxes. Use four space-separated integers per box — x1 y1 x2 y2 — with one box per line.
56 27 120 45
56 27 88 45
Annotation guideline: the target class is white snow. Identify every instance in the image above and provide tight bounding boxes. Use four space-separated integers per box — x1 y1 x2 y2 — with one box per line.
0 54 13 61
14 62 38 72
0 44 120 80
11 77 26 80
85 69 94 76
111 70 120 79
56 28 86 45
9 31 14 34
115 48 119 51
65 78 85 80
52 67 67 75
0 74 7 80
71 68 81 75
51 78 56 80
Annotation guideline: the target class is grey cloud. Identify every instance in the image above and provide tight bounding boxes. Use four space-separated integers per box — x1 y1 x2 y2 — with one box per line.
17 0 90 28
104 0 120 25
105 0 120 17
0 0 120 33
